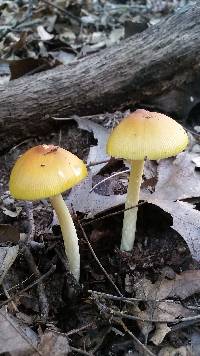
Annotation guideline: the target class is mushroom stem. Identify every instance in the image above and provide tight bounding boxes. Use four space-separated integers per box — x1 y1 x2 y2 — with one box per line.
50 194 80 281
120 160 144 251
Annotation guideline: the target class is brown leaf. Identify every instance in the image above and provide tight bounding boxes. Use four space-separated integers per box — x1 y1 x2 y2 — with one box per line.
34 331 70 356
150 324 171 345
9 58 54 80
135 270 200 301
133 271 200 344
157 270 200 300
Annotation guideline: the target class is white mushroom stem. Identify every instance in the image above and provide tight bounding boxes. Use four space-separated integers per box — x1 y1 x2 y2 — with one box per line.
120 160 144 251
50 194 80 281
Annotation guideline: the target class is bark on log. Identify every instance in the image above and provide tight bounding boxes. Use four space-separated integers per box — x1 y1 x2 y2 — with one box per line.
0 3 200 152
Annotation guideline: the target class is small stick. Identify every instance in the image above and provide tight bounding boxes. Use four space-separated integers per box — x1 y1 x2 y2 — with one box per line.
76 218 123 297
0 265 56 308
87 159 111 168
89 290 179 305
116 319 156 356
95 299 200 324
47 322 95 337
2 282 19 312
0 274 34 298
89 169 129 193
81 201 146 226
53 114 103 122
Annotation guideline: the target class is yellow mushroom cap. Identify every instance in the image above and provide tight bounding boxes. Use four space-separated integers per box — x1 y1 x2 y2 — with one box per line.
107 109 188 160
9 144 88 200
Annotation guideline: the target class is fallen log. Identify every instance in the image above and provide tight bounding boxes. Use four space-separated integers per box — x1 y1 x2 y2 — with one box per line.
0 3 200 152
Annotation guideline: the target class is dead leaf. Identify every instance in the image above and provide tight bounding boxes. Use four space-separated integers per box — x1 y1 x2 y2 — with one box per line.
132 270 200 344
74 118 109 174
140 151 200 261
147 199 200 261
136 270 200 301
0 246 19 285
1 205 22 218
49 50 75 65
0 306 38 356
12 32 27 52
129 305 154 340
156 270 200 300
33 331 70 356
67 174 126 218
37 25 54 41
150 324 171 345
67 118 126 217
153 152 200 201
105 28 124 47
158 346 192 356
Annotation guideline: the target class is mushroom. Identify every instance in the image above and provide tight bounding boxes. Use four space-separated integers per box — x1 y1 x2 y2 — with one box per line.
106 109 188 251
9 144 87 281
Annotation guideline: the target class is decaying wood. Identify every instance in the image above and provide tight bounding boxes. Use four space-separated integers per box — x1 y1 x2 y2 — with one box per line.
0 4 200 152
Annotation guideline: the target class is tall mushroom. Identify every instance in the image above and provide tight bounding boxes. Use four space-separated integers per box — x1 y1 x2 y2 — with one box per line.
9 144 87 281
107 109 188 251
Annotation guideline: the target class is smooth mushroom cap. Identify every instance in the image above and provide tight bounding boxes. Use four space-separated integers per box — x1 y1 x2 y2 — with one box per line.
107 109 188 160
9 144 87 200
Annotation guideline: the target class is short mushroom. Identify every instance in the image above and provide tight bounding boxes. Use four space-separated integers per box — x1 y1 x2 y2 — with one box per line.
106 109 188 251
9 144 87 281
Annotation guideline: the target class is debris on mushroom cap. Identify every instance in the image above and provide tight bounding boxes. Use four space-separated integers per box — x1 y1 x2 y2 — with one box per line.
107 109 188 161
9 144 88 200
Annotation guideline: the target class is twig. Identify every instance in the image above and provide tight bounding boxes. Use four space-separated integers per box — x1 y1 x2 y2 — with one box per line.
89 169 129 193
95 299 167 323
47 322 95 337
87 159 111 168
88 290 180 305
70 346 94 356
2 282 19 312
0 264 56 308
0 274 35 299
76 218 123 297
8 138 31 153
184 125 200 137
22 246 49 321
53 114 105 122
81 201 146 226
40 0 81 23
116 319 156 356
95 299 200 325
